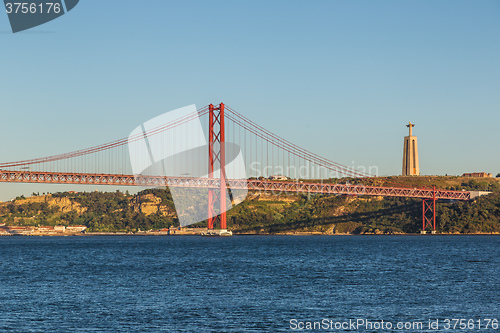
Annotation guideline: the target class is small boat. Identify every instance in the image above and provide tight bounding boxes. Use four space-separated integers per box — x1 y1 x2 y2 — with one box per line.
201 229 233 237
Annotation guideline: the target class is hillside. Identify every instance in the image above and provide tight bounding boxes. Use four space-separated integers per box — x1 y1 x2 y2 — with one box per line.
0 176 499 234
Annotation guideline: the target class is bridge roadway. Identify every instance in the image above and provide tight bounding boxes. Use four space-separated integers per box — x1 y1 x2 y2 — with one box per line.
0 170 471 200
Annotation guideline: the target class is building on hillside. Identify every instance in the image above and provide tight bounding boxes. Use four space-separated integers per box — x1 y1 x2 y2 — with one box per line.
6 226 34 235
37 226 55 234
462 172 493 178
66 225 87 232
54 225 65 232
269 175 288 181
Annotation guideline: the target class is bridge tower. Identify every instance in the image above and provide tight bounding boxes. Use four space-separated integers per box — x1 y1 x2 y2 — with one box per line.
208 103 227 230
402 122 419 176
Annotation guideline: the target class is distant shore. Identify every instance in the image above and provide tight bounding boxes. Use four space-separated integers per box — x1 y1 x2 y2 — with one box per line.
1 231 499 237
1 177 499 236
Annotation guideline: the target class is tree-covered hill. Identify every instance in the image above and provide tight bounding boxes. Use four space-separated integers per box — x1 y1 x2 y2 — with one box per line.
0 176 499 234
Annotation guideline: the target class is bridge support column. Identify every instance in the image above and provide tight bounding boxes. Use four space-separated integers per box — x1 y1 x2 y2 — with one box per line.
422 186 436 233
208 103 227 230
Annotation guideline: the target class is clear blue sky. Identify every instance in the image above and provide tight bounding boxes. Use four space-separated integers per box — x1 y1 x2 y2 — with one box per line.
1 1 499 200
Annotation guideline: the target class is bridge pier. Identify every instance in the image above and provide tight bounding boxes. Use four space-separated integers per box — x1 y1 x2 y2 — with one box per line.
422 186 436 233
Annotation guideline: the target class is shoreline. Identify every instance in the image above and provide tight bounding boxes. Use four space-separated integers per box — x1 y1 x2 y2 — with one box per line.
1 232 499 237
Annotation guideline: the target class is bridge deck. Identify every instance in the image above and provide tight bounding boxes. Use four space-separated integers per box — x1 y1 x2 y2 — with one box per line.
0 170 470 200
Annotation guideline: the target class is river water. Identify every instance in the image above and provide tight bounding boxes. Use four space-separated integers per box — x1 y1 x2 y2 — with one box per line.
0 235 498 332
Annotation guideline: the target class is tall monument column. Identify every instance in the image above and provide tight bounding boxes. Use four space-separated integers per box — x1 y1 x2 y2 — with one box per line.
402 122 420 176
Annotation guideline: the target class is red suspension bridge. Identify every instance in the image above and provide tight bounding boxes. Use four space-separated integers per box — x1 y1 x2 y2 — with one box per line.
0 103 471 231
